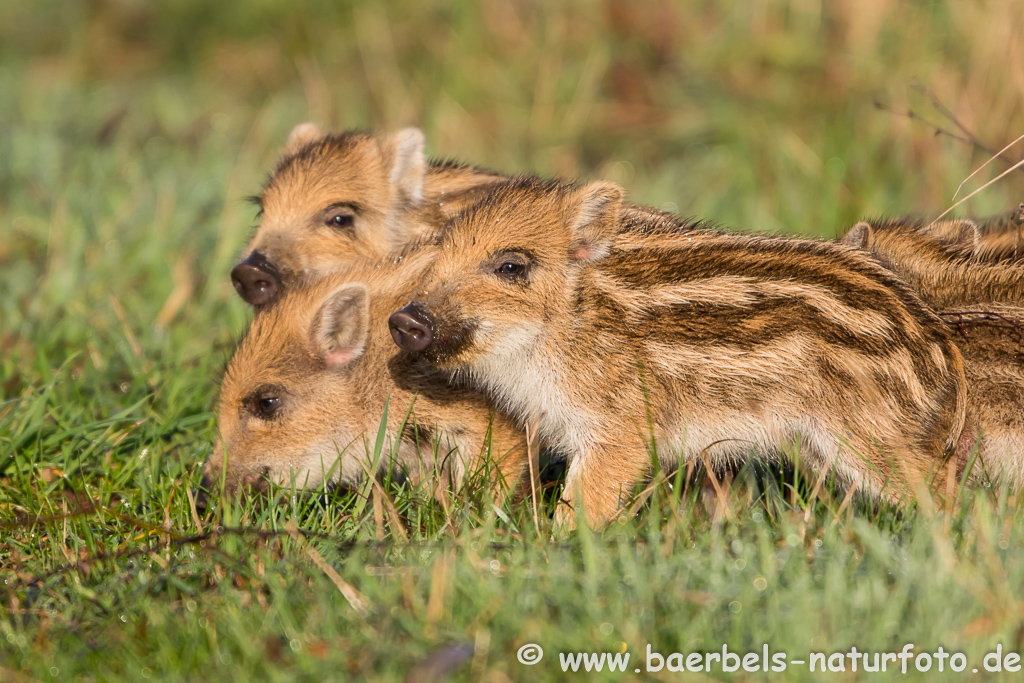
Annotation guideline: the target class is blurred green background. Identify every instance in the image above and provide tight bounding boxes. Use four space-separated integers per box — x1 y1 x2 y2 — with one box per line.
3 2 1024 680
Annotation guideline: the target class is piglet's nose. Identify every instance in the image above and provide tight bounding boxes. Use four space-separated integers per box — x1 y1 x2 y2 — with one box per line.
231 251 281 306
389 304 434 352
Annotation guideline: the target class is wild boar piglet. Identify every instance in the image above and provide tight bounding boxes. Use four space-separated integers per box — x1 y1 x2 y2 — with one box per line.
231 123 503 305
390 177 971 529
204 251 527 498
842 216 1024 309
842 216 1024 487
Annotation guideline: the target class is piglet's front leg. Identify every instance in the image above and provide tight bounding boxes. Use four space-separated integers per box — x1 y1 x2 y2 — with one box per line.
554 437 651 532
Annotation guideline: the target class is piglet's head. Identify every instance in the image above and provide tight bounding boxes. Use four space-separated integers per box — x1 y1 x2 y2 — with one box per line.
389 177 623 369
841 217 980 274
204 279 374 499
232 123 431 307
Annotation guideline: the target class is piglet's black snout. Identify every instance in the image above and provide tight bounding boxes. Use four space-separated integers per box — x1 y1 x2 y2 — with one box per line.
231 251 281 306
389 304 434 352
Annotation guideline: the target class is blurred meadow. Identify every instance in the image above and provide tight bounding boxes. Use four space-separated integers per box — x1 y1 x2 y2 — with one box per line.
3 0 1024 680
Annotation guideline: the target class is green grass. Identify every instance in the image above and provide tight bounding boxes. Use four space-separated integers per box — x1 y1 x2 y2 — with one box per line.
4 0 1024 680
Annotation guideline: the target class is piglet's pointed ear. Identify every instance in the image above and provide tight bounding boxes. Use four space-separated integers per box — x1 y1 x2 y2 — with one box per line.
923 218 980 250
566 181 623 262
283 122 324 156
842 221 874 250
385 128 427 204
311 283 370 368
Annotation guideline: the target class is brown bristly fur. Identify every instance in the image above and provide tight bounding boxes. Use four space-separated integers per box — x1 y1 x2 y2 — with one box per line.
841 215 1024 308
842 216 1024 487
205 251 528 497
400 177 971 529
974 203 1024 262
940 306 1024 487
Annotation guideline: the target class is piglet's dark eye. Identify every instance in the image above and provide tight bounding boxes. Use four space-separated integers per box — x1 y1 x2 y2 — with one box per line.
244 389 285 420
257 397 281 415
495 262 526 279
326 212 354 230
